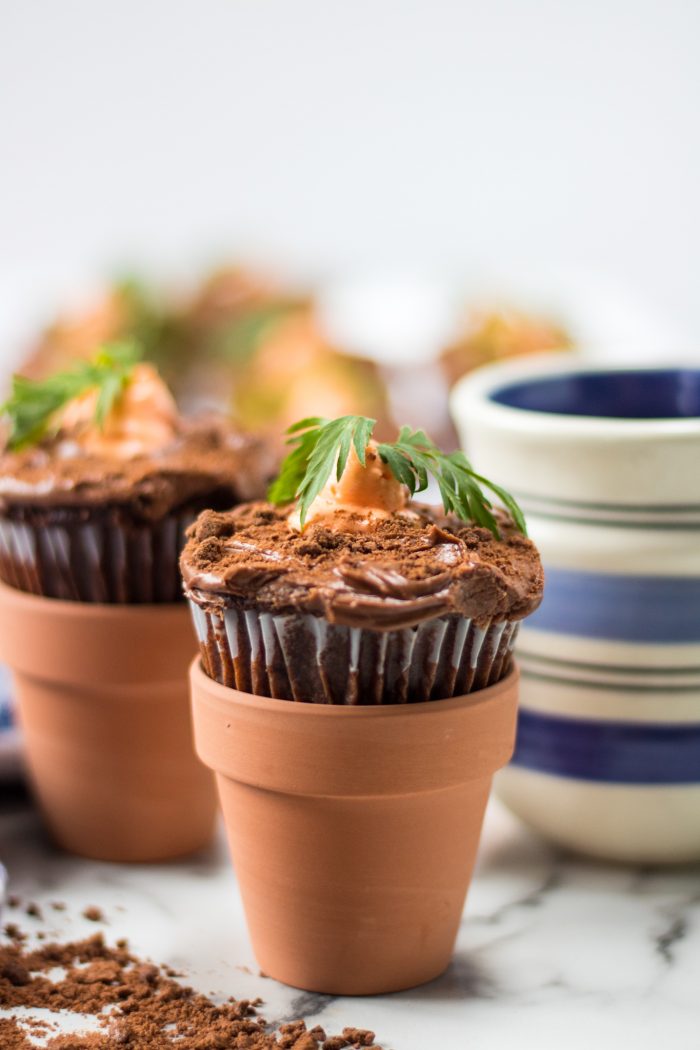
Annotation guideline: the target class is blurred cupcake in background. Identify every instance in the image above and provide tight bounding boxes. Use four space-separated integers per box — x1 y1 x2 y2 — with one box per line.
17 268 269 403
169 265 394 437
20 277 174 380
230 321 393 444
154 265 310 411
440 305 573 389
17 265 394 440
0 341 274 602
0 341 274 861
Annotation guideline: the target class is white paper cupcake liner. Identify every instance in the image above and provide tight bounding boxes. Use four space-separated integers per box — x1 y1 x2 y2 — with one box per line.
190 603 519 704
0 513 196 603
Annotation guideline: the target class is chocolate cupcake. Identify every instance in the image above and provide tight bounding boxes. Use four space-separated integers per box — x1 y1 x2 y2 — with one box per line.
182 416 543 703
0 345 274 602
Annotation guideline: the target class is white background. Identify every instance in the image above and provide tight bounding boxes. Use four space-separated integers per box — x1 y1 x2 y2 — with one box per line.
1 0 699 365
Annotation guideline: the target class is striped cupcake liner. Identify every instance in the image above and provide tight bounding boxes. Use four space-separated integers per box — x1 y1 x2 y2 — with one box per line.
190 603 519 704
0 513 196 603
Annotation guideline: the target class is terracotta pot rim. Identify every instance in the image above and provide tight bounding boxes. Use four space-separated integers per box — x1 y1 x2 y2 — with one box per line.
191 658 518 718
0 579 185 618
191 658 519 795
0 581 198 686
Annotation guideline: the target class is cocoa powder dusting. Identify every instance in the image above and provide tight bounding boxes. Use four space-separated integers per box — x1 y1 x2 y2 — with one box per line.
0 930 384 1049
182 501 544 629
0 417 276 519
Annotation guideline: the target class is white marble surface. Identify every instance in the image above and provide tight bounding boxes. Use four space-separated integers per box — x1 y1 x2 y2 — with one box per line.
1 789 699 1050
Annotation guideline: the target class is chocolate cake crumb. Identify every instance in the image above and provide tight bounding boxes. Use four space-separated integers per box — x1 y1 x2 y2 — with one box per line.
291 1034 318 1050
1 956 31 985
0 928 385 1049
82 906 105 923
279 1020 307 1047
51 901 67 912
0 1017 29 1049
342 1029 377 1047
8 894 21 909
4 923 25 942
25 902 42 919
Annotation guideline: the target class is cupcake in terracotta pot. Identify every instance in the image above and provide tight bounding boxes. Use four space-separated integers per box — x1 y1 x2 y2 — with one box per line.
0 341 274 862
0 342 272 601
184 415 543 994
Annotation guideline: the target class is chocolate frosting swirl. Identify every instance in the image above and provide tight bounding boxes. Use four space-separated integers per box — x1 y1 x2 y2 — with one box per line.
0 416 275 522
181 502 544 630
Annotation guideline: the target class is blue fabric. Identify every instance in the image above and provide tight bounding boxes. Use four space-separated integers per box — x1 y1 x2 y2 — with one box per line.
0 705 11 731
0 665 13 731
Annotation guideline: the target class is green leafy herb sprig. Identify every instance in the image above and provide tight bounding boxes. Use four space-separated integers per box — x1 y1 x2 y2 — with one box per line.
268 415 526 537
1 339 143 451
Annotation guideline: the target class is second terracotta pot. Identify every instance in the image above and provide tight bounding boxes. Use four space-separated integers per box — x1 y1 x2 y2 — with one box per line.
0 582 217 862
191 659 519 995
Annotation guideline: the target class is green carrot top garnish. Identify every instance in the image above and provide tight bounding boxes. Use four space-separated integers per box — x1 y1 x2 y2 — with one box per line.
268 415 527 538
1 339 143 451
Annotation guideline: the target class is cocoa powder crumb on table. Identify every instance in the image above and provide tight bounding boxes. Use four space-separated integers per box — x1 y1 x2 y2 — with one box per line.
0 1017 34 1050
0 929 386 1049
292 1034 320 1050
279 1020 307 1046
82 906 105 923
26 1017 53 1033
342 1029 377 1047
0 956 31 985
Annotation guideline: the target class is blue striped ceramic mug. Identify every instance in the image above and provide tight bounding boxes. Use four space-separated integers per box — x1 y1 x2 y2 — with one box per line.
451 355 700 863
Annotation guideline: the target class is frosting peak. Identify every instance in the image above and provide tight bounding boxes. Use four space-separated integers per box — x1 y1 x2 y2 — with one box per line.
288 442 408 531
59 363 178 459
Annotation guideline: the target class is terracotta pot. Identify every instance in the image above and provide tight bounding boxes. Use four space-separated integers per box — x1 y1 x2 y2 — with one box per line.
0 581 216 862
190 658 519 995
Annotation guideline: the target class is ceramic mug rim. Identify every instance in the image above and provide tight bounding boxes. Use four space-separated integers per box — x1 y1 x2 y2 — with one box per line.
451 353 700 440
